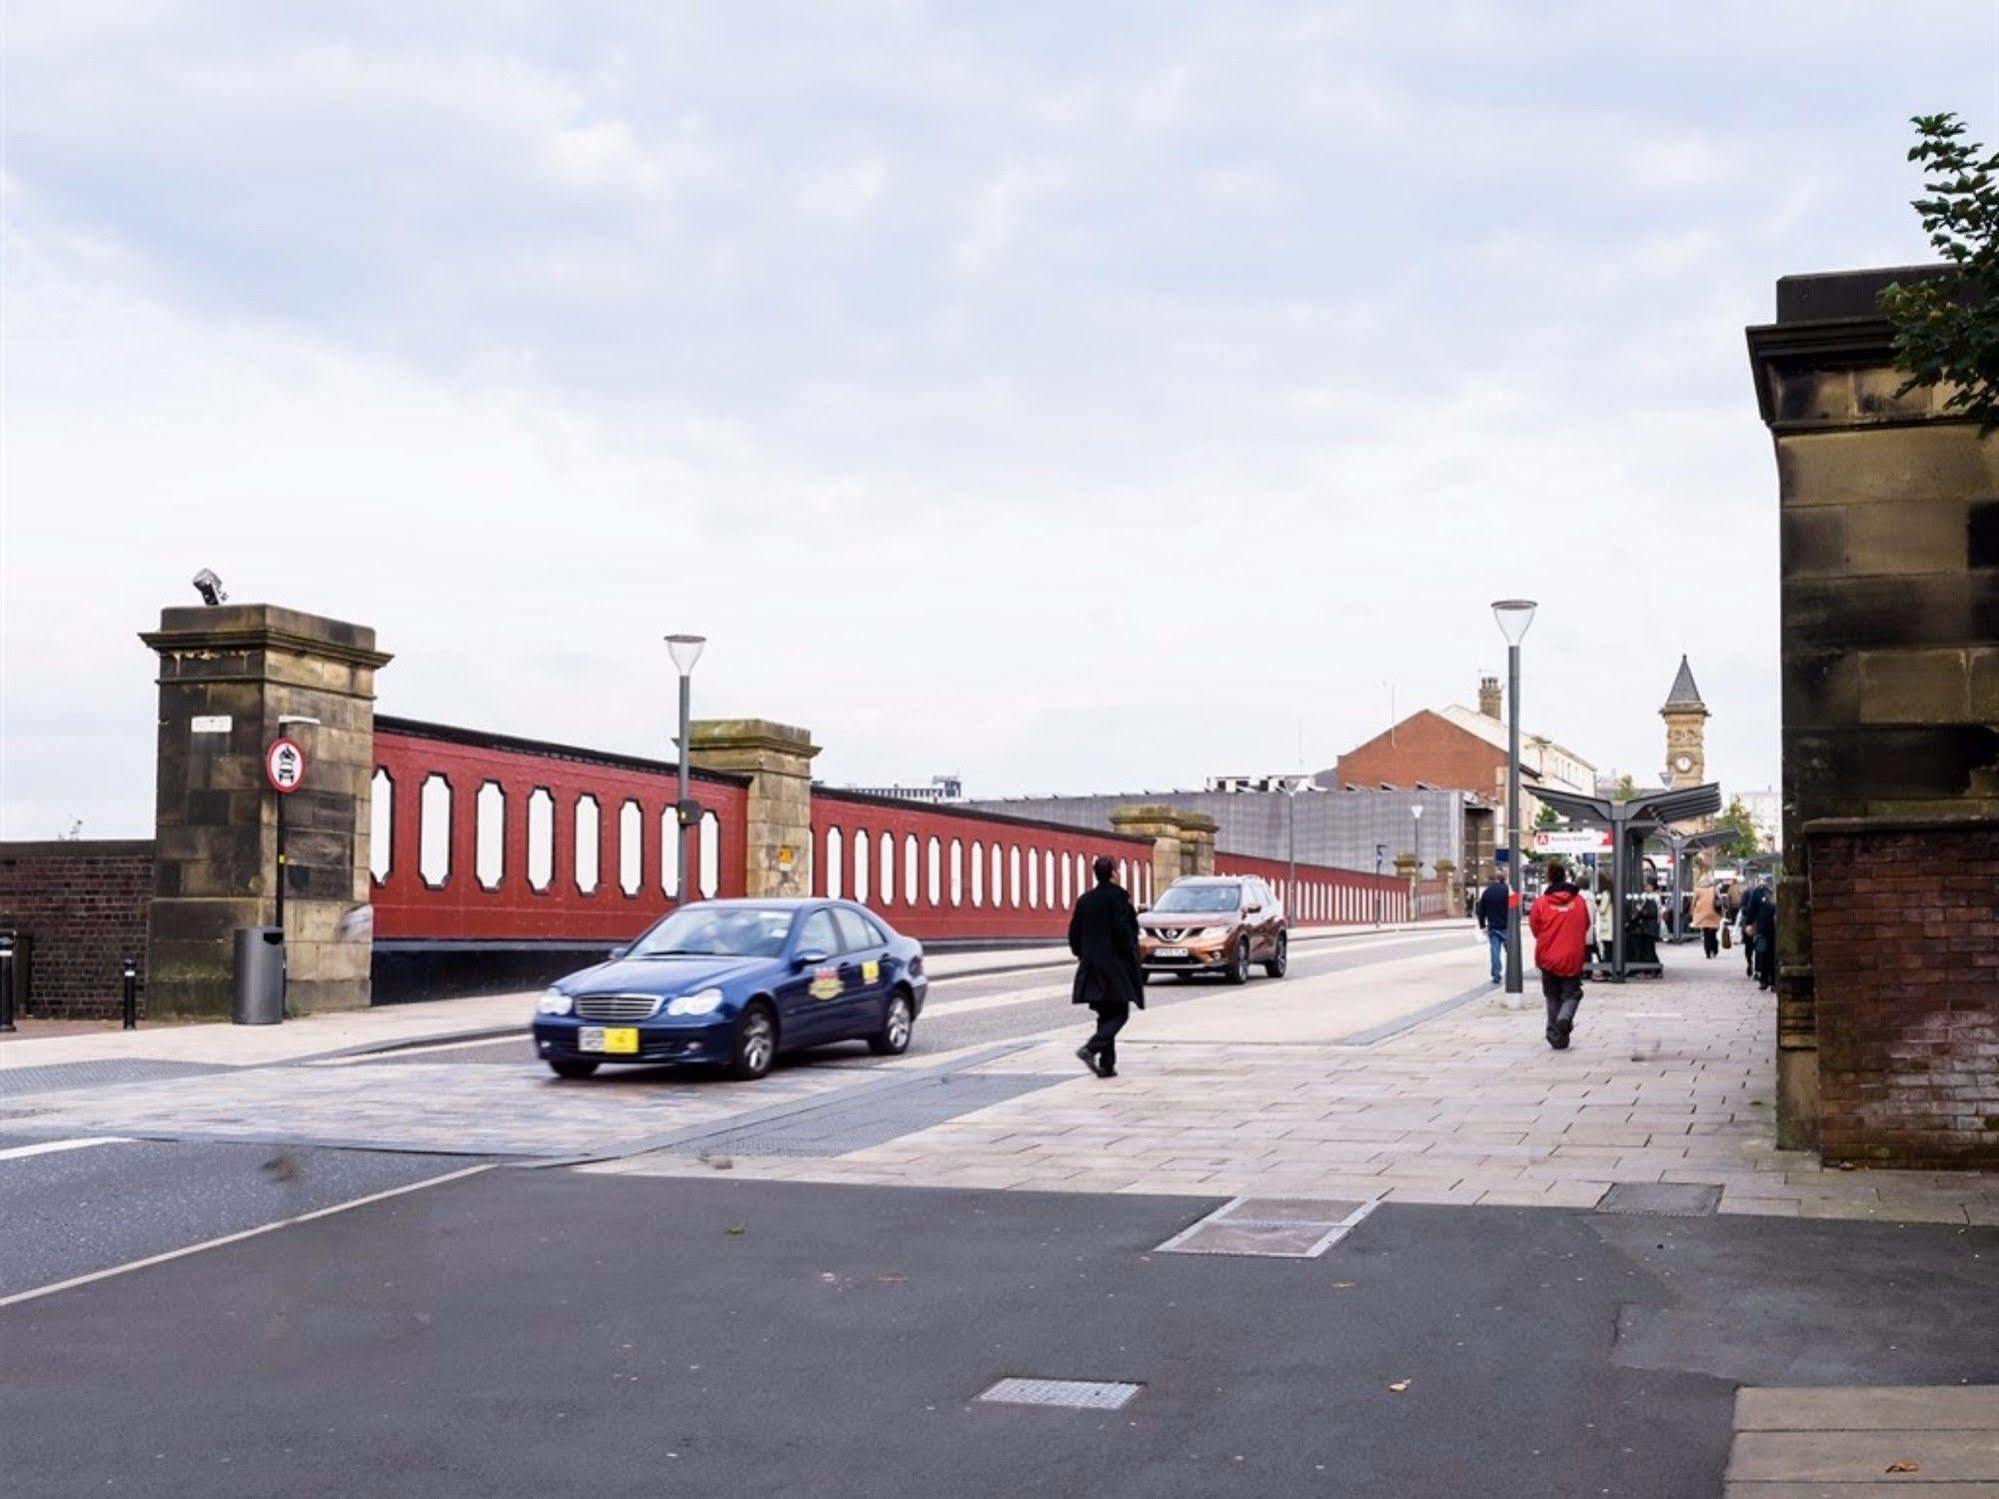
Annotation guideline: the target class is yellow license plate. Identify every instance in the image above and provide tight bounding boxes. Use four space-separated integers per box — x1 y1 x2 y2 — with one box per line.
580 1026 640 1055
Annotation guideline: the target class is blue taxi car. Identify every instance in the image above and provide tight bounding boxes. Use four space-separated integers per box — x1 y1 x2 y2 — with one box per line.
531 899 927 1081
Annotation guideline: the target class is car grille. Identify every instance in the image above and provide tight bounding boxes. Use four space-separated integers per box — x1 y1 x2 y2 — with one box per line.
1151 927 1197 941
573 994 661 1022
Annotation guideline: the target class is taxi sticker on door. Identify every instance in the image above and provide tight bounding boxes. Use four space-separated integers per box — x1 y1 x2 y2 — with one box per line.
861 959 880 984
809 967 843 1001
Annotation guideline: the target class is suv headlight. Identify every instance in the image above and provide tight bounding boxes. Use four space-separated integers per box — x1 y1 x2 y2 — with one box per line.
666 987 725 1017
537 988 573 1016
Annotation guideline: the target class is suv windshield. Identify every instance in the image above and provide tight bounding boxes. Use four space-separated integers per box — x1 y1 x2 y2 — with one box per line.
630 906 796 958
1152 883 1241 914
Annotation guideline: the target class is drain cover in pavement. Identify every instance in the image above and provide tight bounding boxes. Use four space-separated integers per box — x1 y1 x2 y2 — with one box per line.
978 1379 1143 1411
1595 1182 1721 1218
1156 1196 1379 1257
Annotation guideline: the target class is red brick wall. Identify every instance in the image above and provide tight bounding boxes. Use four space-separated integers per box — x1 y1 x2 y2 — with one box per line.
1335 711 1505 795
1807 819 1999 1169
0 841 153 1021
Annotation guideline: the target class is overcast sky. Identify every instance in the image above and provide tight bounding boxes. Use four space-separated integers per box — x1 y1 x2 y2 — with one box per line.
4 3 1994 838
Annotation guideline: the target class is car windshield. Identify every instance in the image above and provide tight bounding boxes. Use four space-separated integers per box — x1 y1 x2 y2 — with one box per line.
1152 884 1240 914
630 906 796 958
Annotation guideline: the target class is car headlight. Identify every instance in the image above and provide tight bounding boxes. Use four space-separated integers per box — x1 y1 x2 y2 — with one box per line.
536 988 573 1016
666 987 725 1017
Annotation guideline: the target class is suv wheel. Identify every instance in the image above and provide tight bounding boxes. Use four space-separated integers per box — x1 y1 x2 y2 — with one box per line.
1226 937 1251 985
1264 931 1288 979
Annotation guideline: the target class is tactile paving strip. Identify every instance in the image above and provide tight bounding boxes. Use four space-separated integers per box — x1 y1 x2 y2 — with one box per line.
978 1378 1144 1411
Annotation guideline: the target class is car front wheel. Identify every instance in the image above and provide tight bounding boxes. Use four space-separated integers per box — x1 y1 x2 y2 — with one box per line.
548 1058 599 1080
868 990 914 1056
1226 937 1251 985
729 1003 777 1080
1264 932 1288 979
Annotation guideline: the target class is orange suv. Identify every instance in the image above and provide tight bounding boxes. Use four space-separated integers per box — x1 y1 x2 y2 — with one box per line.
1138 875 1288 983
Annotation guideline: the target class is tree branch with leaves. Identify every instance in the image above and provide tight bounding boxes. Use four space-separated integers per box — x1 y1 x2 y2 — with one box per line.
1879 112 1999 431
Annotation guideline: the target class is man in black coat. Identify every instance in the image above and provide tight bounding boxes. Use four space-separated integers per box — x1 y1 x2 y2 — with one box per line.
1069 854 1144 1078
1738 878 1771 979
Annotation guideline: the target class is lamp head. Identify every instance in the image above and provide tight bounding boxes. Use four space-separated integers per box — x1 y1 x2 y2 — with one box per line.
192 569 227 606
665 634 707 675
1491 598 1537 645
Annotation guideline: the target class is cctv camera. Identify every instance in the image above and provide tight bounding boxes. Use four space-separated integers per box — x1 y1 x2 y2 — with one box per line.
192 569 227 606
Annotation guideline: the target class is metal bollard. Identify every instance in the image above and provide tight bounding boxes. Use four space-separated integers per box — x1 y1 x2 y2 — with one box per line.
0 942 15 1033
122 959 138 1030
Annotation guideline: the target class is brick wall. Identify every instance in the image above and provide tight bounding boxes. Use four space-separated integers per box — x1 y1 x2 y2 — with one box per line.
1807 818 1999 1169
1334 711 1505 794
0 841 154 1020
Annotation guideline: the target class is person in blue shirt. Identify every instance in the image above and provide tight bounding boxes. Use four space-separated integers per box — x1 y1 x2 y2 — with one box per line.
1475 873 1511 985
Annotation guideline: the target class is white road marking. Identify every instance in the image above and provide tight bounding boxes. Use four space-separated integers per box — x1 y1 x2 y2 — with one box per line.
0 1136 133 1163
0 1162 493 1310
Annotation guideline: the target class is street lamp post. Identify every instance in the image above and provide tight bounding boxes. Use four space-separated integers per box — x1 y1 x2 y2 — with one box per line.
1491 599 1537 1005
666 635 706 903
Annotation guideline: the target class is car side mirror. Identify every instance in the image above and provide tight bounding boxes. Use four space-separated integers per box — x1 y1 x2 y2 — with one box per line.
1246 902 1263 914
607 944 630 960
793 948 830 970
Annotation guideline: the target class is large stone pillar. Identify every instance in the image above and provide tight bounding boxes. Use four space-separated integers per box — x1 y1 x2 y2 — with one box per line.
1747 264 1999 1154
140 605 390 1016
1110 804 1190 896
686 719 820 897
1394 852 1420 918
1177 813 1217 877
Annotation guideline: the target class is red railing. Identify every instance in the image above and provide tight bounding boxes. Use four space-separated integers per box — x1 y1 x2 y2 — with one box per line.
811 791 1156 941
370 718 750 942
1416 877 1450 919
1213 850 1417 925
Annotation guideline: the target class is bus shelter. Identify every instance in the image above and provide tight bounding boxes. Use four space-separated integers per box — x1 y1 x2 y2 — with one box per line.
1656 827 1737 944
1525 783 1722 982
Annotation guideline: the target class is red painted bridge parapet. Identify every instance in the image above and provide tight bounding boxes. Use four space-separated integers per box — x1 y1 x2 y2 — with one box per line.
811 790 1159 942
370 717 750 943
1213 850 1420 926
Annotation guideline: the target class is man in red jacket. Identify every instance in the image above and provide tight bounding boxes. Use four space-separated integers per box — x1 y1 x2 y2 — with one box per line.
1528 861 1593 1050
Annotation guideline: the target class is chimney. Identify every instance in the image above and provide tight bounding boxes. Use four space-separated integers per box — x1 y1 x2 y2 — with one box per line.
1478 675 1501 720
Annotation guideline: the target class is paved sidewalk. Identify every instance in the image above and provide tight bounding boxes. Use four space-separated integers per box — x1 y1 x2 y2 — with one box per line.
594 946 1999 1227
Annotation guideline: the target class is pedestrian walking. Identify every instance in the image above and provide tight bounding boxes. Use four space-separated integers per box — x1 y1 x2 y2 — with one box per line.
1475 872 1510 985
1069 854 1144 1078
1691 877 1723 958
1753 888 1778 992
1738 878 1771 980
1527 861 1593 1050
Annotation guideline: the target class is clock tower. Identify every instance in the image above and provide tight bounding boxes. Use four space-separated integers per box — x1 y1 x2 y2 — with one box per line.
1661 655 1708 788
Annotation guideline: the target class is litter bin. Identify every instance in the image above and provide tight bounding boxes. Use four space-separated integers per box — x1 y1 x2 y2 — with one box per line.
232 926 285 1025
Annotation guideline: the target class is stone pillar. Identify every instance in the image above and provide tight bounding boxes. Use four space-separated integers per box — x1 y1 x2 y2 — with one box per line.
1177 813 1217 877
1110 805 1191 898
140 605 390 1016
1433 857 1458 913
686 719 820 898
1747 264 1999 1152
1393 852 1420 918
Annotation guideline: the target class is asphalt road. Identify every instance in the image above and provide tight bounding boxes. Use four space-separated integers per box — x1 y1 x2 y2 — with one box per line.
0 1138 474 1299
361 925 1479 1069
4 1170 1994 1498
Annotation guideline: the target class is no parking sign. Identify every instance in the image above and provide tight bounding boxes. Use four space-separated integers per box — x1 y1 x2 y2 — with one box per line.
264 737 307 793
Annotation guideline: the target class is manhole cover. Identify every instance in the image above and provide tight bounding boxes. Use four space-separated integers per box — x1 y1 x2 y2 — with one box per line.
978 1378 1143 1411
1156 1196 1379 1258
1595 1182 1721 1218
